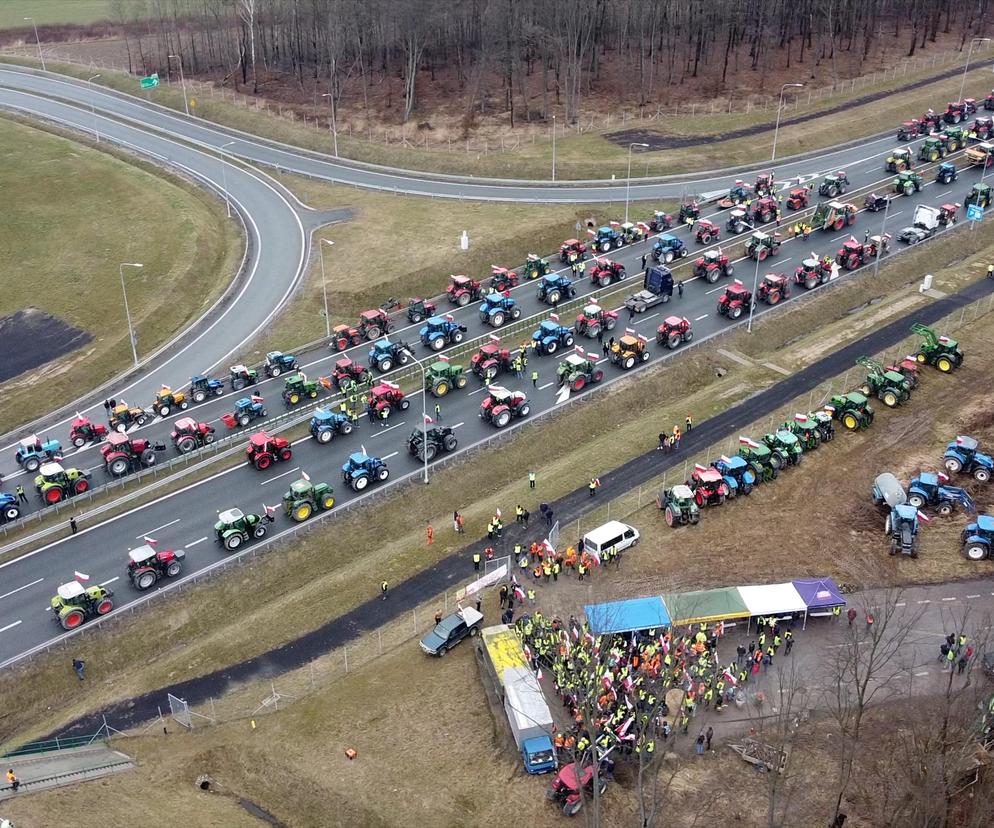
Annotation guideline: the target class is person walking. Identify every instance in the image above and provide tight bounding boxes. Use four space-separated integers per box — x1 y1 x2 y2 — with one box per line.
588 477 599 497
957 652 969 674
685 414 693 433
5 769 18 792
695 731 706 756
602 340 610 357
381 580 389 600
15 485 26 504
426 523 434 546
705 726 713 751
73 657 85 681
434 403 442 422
531 370 539 388
69 517 78 534
628 305 636 322
499 584 509 608
528 471 536 490
847 607 857 627
366 404 376 425
677 280 684 298
473 551 481 571
522 508 529 528
988 263 994 280
641 252 648 270
784 630 794 656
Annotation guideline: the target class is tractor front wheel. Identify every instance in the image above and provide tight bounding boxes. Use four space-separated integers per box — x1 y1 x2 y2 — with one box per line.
166 561 182 577
177 436 197 453
278 448 293 461
938 502 954 517
377 467 390 481
321 494 336 510
455 375 467 389
974 468 991 483
908 494 926 509
109 457 130 476
664 506 676 527
517 404 531 417
225 534 243 551
339 422 354 435
881 390 899 408
423 443 438 462
293 502 313 522
443 434 458 451
61 609 85 630
433 380 450 397
253 524 268 539
964 543 990 561
140 448 157 466
572 376 586 392
842 413 859 430
96 599 113 615
352 475 369 491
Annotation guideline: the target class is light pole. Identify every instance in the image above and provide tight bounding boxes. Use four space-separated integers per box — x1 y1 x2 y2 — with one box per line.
971 153 992 233
321 91 340 157
24 18 45 71
551 114 557 182
87 74 101 142
119 263 143 368
874 195 892 277
746 257 761 334
318 238 334 337
771 82 804 162
625 142 650 223
960 37 991 103
167 54 189 116
402 347 431 484
219 140 235 217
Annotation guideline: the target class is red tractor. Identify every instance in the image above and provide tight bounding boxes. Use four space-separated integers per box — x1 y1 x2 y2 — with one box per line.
368 381 410 418
446 275 485 306
717 281 754 320
559 239 588 263
793 257 832 290
656 316 693 349
887 356 922 389
127 544 185 591
835 236 888 271
588 260 627 287
574 304 618 338
547 763 608 817
100 432 165 477
489 265 519 293
970 116 994 140
357 309 395 341
245 431 293 470
68 416 107 448
695 219 721 245
480 386 530 428
786 188 809 210
470 340 515 382
332 358 372 391
756 273 791 305
329 324 363 352
938 203 960 226
897 119 925 141
692 249 733 283
170 416 216 453
920 109 943 132
688 465 729 507
754 172 775 197
752 197 778 224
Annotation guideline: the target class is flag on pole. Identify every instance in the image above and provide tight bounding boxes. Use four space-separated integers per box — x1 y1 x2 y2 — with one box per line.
74 571 90 581
739 436 760 448
438 354 450 362
794 413 809 423
143 536 158 545
719 455 732 464
424 414 433 424
488 334 501 344
549 313 559 323
263 504 277 518
937 471 949 483
301 471 311 482
917 510 932 524
586 352 599 361
250 395 264 404
625 327 636 336
694 463 708 472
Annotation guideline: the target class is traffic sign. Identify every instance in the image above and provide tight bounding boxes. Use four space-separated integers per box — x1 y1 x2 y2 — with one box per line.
967 203 985 222
139 73 159 89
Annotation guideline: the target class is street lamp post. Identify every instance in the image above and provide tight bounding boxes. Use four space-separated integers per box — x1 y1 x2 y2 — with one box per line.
551 115 557 182
321 92 340 157
219 140 235 218
771 83 804 162
402 348 431 484
970 154 992 233
167 54 190 116
119 263 143 368
87 74 101 142
746 255 762 334
960 38 991 104
24 18 45 71
318 239 334 337
874 195 892 277
625 142 650 223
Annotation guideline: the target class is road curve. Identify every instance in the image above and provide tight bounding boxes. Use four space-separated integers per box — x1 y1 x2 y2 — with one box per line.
0 65 921 202
0 84 310 442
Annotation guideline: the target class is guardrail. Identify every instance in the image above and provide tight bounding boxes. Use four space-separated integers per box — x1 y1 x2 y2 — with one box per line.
2 732 106 758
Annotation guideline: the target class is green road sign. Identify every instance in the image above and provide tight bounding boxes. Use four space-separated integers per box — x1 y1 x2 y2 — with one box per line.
139 73 159 89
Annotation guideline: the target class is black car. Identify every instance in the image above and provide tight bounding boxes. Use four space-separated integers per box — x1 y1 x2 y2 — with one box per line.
863 193 890 213
419 607 484 656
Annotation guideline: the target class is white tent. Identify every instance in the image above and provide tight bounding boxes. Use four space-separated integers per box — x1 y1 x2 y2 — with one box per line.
736 582 807 618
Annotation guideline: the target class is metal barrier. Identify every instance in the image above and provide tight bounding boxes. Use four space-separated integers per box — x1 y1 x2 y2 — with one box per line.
3 732 105 758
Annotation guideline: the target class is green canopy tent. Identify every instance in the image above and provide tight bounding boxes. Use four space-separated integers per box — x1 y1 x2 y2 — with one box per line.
661 587 749 626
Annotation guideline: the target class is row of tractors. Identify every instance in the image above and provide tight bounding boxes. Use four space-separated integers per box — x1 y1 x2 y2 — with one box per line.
652 322 965 532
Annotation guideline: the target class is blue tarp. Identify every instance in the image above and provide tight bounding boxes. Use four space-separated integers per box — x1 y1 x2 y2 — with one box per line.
585 597 671 635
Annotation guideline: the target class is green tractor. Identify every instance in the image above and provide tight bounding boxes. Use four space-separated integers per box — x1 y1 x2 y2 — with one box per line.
282 373 320 406
737 438 781 482
282 476 335 522
34 462 91 505
965 182 993 209
856 356 912 408
424 359 468 398
941 126 967 152
657 484 700 527
892 170 923 196
782 414 822 451
911 322 964 372
214 507 273 551
918 136 947 162
50 581 114 630
763 430 803 467
808 410 836 443
408 426 459 461
827 392 875 431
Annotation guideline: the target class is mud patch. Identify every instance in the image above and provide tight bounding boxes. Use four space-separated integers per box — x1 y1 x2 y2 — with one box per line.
0 308 91 382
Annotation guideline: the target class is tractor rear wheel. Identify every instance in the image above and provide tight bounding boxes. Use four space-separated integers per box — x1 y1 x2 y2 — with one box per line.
664 506 676 527
379 358 393 372
293 502 313 522
352 475 369 491
547 290 561 305
45 486 65 504
193 390 207 404
134 569 158 590
238 414 251 427
61 609 85 630
254 454 273 470
494 410 512 428
377 467 390 481
339 422 353 435
859 384 872 396
317 429 333 444
177 436 197 453
443 434 458 451
882 390 899 408
279 448 293 461
366 325 382 340
430 337 445 351
623 356 636 369
3 505 19 521
158 405 171 417
456 292 470 307
109 457 130 476
572 376 586 391
964 543 990 561
729 305 743 319
936 356 954 372
423 443 438 461
667 333 681 349
225 534 243 550
974 468 991 483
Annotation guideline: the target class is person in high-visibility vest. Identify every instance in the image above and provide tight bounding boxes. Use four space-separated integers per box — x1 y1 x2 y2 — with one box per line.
472 551 481 571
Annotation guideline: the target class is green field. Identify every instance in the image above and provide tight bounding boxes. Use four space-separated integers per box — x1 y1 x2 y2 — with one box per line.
0 116 239 431
0 1 149 28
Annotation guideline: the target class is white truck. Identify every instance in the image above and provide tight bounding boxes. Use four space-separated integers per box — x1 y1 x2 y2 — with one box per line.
896 204 941 245
503 666 557 775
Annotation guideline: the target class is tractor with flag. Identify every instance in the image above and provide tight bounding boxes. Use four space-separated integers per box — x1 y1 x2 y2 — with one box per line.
531 317 575 355
480 386 531 428
811 201 858 232
446 275 485 307
368 339 413 373
694 219 721 245
68 416 108 448
752 197 779 225
856 356 912 408
127 541 185 590
711 455 757 497
245 431 293 470
911 323 964 372
151 386 189 418
943 436 992 482
559 238 588 264
220 395 268 428
332 358 373 392
678 201 701 224
368 382 410 418
887 503 924 557
657 485 700 527
717 180 752 209
420 315 467 351
754 172 775 198
15 435 64 472
405 297 437 324
588 260 628 287
648 210 675 232
745 231 782 261
489 265 519 293
808 410 836 443
763 429 803 467
907 471 975 516
620 221 650 244
100 432 166 477
793 257 832 290
424 356 468 397
356 309 397 341
342 452 391 491
470 337 515 382
588 223 625 253
609 332 650 369
189 374 225 403
556 351 604 391
782 414 822 451
737 437 780 482
214 506 274 551
50 580 114 630
229 363 259 390
756 273 791 305
692 249 734 283
309 408 354 443
108 402 152 433
826 392 875 431
282 473 336 522
479 293 521 328
687 464 729 507
962 515 994 561
717 280 754 319
574 303 618 338
656 316 694 349
170 417 216 453
408 424 459 462
281 372 321 406
835 236 889 270
523 253 554 279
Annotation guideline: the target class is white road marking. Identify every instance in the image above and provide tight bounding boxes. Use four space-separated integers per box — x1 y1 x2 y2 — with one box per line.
370 421 407 438
914 671 929 677
941 596 956 602
450 422 465 429
468 386 488 396
0 578 44 601
135 518 181 540
259 466 300 485
636 313 660 323
538 382 554 390
381 451 399 460
895 602 906 607
705 285 725 295
694 314 709 321
967 594 981 599
0 620 22 634
918 600 931 604
99 577 119 587
185 537 208 548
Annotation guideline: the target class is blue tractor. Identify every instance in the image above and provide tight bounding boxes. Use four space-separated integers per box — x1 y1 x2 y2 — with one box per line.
590 224 623 253
711 455 757 497
222 396 267 428
651 234 689 264
532 320 576 355
15 435 64 473
536 274 577 306
342 452 390 492
962 514 994 561
0 492 21 524
189 374 225 404
886 504 921 557
309 408 354 444
264 350 298 377
907 471 975 516
935 161 957 185
943 436 992 483
419 316 467 351
478 293 521 328
368 339 413 373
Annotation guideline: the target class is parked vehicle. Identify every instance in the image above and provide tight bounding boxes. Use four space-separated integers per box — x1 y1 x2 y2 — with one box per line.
424 360 468 397
692 250 733 283
608 334 650 369
478 293 520 328
419 316 467 351
264 350 298 378
480 386 531 428
408 426 458 461
825 392 875 431
574 304 618 338
717 281 754 319
214 507 273 551
308 408 354 443
15 435 63 472
341 452 390 491
189 374 225 403
657 485 700 527
245 431 293 470
907 471 974 515
50 581 113 630
962 514 994 561
100 432 165 477
531 319 575 355
128 544 185 590
943 436 992 482
420 607 483 655
170 417 217 454
911 322 963 372
282 476 336 522
625 266 673 313
368 339 413 373
656 316 693 349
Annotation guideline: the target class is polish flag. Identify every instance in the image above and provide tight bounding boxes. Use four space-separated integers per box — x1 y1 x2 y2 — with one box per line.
301 472 311 482
719 455 732 464
527 253 539 261
575 345 585 355
917 510 932 524
438 354 450 362
250 395 264 404
549 313 559 323
586 228 596 237
445 314 455 322
424 414 433 424
587 353 599 361
263 504 277 518
535 667 543 680
625 327 636 336
937 471 950 483
939 335 951 344
694 463 708 472
637 221 651 233
74 571 90 582
495 508 502 519
739 436 760 448
733 278 743 286
609 221 621 228
955 436 966 445
490 264 502 272
143 536 158 545
794 413 809 423
488 334 501 344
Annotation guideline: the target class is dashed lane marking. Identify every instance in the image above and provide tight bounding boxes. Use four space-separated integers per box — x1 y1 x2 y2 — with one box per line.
369 420 407 438
538 382 554 390
185 537 208 549
135 518 181 540
259 466 300 485
99 577 119 587
941 597 956 602
0 620 22 634
381 451 399 460
0 578 43 601
695 314 709 321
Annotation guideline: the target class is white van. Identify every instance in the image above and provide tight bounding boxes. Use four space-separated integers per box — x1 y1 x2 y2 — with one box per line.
582 520 639 559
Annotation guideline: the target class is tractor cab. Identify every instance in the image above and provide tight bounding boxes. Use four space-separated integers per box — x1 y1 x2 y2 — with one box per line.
786 188 809 210
229 364 259 390
57 581 86 602
265 351 298 377
717 281 753 319
966 182 993 209
935 161 957 185
189 374 224 403
726 208 749 233
559 238 587 263
694 220 720 244
678 201 700 224
885 147 913 172
357 309 395 340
